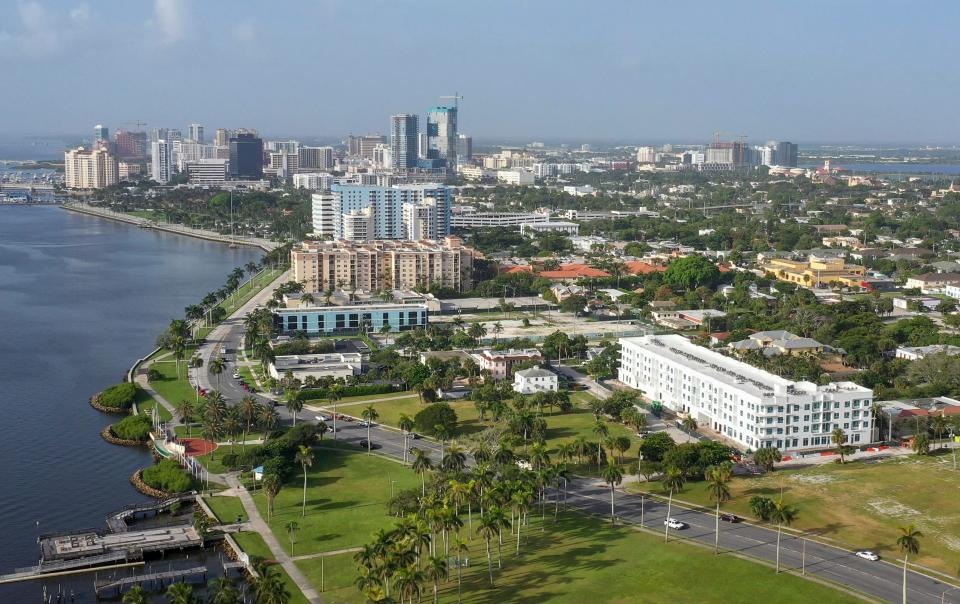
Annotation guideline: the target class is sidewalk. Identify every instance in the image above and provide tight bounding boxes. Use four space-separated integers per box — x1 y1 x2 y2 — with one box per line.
226 474 323 604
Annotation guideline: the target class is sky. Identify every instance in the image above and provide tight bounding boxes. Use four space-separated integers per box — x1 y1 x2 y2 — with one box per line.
3 0 960 144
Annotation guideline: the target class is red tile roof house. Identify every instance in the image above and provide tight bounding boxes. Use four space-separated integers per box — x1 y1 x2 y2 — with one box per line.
504 263 611 282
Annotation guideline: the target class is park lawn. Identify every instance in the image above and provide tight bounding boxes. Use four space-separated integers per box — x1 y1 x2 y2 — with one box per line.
232 532 309 604
136 396 173 422
626 453 960 575
218 268 285 317
204 494 247 523
250 445 420 556
148 347 199 405
294 511 862 604
315 395 488 438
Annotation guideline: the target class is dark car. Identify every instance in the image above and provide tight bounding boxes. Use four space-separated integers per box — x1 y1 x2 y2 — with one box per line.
359 439 382 450
720 513 741 523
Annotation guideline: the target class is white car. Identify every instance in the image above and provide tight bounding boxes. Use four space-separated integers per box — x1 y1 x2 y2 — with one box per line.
232 373 241 379
664 518 686 530
855 550 880 561
315 414 332 422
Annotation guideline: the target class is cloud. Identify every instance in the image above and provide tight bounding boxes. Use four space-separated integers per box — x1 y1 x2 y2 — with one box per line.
0 1 92 59
152 0 187 44
232 19 256 44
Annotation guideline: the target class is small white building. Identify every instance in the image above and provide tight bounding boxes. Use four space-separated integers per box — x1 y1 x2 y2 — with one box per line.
513 367 558 394
520 221 579 236
270 353 363 381
497 170 535 186
895 345 960 361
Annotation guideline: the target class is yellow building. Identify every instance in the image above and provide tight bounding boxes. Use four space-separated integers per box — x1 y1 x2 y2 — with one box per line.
762 255 865 288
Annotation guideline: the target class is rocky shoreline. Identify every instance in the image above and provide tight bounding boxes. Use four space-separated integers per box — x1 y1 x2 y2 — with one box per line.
130 468 173 499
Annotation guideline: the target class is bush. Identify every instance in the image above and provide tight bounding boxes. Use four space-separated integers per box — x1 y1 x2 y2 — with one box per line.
142 459 193 493
147 368 162 381
414 403 458 437
98 382 139 409
111 414 152 441
638 431 675 462
296 383 398 402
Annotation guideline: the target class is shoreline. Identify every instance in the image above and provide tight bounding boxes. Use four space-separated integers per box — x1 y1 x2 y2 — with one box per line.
61 202 280 252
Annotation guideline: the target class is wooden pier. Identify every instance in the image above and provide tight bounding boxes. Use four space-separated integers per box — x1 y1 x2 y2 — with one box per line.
94 565 207 597
105 494 195 533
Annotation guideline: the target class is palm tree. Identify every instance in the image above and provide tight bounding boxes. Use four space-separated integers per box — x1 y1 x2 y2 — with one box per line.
207 576 240 604
252 565 290 604
492 322 503 343
286 520 300 556
295 445 313 517
121 585 148 604
442 444 467 473
896 524 922 604
662 467 686 542
601 461 623 524
361 405 380 453
169 334 186 380
831 427 849 463
476 512 499 587
399 414 415 464
285 395 303 426
770 498 798 573
164 582 197 604
424 555 448 604
592 420 609 466
705 463 732 553
209 356 226 389
329 383 344 439
930 414 949 449
258 405 279 439
412 448 433 497
394 565 424 604
238 396 260 447
450 534 469 602
263 474 282 523
467 321 487 343
174 398 195 436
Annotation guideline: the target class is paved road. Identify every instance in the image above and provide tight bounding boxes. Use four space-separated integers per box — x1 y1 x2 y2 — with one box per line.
322 418 959 604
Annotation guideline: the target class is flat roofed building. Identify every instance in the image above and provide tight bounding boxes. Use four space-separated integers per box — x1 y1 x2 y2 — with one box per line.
619 334 873 452
291 237 475 294
64 146 118 189
473 348 543 381
761 254 866 289
273 303 427 336
519 221 579 236
269 352 363 381
186 159 228 186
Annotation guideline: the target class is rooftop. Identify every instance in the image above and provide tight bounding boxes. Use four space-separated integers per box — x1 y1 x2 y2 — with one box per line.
516 367 555 378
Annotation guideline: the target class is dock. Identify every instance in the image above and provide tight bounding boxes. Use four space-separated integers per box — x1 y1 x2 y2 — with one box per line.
94 565 208 597
105 495 195 533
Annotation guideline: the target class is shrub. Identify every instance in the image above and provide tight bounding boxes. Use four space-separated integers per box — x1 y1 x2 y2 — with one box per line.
296 383 398 402
414 403 458 437
98 382 139 409
111 414 152 441
142 459 193 493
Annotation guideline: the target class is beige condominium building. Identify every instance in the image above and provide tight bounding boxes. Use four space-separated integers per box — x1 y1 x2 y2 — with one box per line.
64 147 119 189
292 236 476 294
761 254 865 288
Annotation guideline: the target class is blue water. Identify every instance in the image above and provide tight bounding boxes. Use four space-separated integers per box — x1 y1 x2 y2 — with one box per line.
0 206 260 601
801 162 960 175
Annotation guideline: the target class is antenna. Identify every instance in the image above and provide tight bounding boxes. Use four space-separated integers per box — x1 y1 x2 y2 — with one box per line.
440 93 464 110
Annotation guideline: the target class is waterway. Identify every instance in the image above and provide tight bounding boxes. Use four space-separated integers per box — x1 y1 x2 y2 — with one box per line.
800 161 960 176
0 205 261 602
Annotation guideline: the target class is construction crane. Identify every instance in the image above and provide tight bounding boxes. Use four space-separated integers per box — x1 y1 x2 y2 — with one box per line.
440 93 463 110
122 121 148 129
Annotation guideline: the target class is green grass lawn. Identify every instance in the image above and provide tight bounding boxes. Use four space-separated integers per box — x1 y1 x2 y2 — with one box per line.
250 444 419 556
219 269 284 317
148 348 199 405
232 532 309 604
204 494 247 523
314 395 489 438
626 453 960 575
127 209 166 221
294 511 862 604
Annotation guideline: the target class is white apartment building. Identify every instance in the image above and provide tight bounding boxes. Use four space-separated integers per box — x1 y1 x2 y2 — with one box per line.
295 173 334 191
150 140 172 184
618 335 874 453
403 201 437 241
186 159 228 186
636 146 657 163
533 163 557 178
342 208 374 242
64 147 118 189
298 146 334 171
497 170 535 186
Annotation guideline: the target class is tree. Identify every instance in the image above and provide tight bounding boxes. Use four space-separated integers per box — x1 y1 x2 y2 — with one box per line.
399 413 415 464
753 447 782 472
295 445 313 517
559 294 588 315
252 564 290 604
121 585 148 604
169 334 186 381
239 395 260 448
705 463 732 554
663 255 721 290
467 322 487 343
639 431 675 462
263 474 282 523
601 461 623 524
476 511 499 587
749 495 775 521
424 555 448 604
414 403 458 437
286 520 300 556
174 398 195 437
911 433 930 455
412 448 433 497
285 396 304 426
896 525 922 604
491 321 503 343
662 467 686 542
831 427 849 463
207 576 241 604
770 498 798 573
209 356 226 389
362 405 380 453
164 582 197 604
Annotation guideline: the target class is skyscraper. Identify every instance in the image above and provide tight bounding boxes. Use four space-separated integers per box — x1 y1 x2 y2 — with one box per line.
391 114 419 171
214 128 231 147
776 141 799 167
189 123 205 144
94 124 109 143
64 147 118 189
229 132 264 180
114 130 147 159
151 140 172 184
456 134 473 162
426 106 457 165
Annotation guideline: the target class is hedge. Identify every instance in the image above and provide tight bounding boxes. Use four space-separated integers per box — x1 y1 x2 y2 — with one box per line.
297 383 398 402
111 414 152 441
142 459 193 493
98 382 140 409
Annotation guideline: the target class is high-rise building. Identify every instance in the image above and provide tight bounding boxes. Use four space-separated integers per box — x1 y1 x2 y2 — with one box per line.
313 183 453 240
174 141 217 171
342 208 375 242
291 237 476 294
214 128 231 147
456 134 472 162
268 149 299 180
776 141 799 167
402 200 437 241
229 133 264 180
391 114 419 171
426 106 457 166
151 140 173 184
636 146 657 163
346 135 361 157
298 146 334 171
188 123 204 144
186 159 228 186
295 173 334 191
114 130 147 159
64 147 118 189
372 144 392 169
418 132 430 159
358 135 384 160
94 124 109 143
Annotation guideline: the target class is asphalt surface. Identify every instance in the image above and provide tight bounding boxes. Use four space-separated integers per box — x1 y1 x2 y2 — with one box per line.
193 275 959 604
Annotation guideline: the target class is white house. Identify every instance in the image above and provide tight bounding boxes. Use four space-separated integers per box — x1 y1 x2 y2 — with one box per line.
270 353 363 381
895 345 960 361
618 334 874 453
513 367 558 394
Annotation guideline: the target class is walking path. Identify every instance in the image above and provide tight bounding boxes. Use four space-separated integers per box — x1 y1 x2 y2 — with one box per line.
291 546 362 562
226 474 323 604
305 392 418 410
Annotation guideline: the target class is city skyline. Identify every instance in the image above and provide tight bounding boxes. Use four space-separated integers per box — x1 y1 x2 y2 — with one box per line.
4 1 960 143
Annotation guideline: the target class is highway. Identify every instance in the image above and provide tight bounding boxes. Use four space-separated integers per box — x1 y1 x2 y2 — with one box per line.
192 273 959 603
